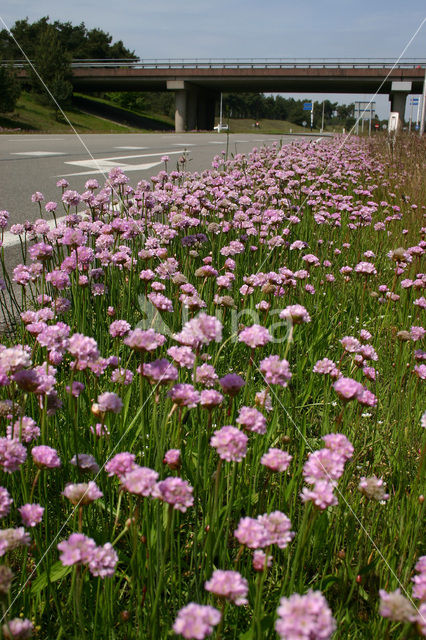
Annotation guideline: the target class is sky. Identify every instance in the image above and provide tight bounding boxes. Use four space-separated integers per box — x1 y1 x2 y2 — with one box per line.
1 0 425 118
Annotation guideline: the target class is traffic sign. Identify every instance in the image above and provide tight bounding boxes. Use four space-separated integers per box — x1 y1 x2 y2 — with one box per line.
303 102 313 111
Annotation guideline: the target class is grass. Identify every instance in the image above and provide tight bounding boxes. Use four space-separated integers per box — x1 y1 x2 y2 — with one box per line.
0 92 171 134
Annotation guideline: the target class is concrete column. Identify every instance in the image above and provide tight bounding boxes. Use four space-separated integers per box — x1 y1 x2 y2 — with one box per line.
390 92 408 125
186 88 198 131
389 81 412 129
174 89 186 133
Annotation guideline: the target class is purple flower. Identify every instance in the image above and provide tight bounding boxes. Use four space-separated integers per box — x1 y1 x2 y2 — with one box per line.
168 384 200 408
257 511 294 549
0 528 30 557
358 476 389 501
62 481 103 505
93 392 123 415
124 328 166 352
88 543 118 578
333 377 363 402
0 487 13 518
70 454 99 474
2 618 34 639
153 477 194 512
172 603 221 639
236 406 267 434
303 449 345 485
167 346 196 369
200 389 223 408
105 452 136 479
238 324 272 349
260 448 292 472
379 589 416 622
18 504 44 527
58 533 97 566
275 590 336 640
0 438 27 473
143 359 178 384
6 417 40 443
279 305 311 325
234 517 268 549
109 320 131 338
205 570 248 605
322 434 354 461
260 355 292 387
31 445 61 469
210 426 248 462
253 549 272 572
121 466 159 496
68 334 99 369
301 481 338 510
219 373 245 396
195 363 218 387
163 449 181 470
173 313 222 349
313 358 337 375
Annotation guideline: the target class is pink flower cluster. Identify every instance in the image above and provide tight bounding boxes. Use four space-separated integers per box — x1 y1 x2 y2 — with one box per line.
58 533 118 578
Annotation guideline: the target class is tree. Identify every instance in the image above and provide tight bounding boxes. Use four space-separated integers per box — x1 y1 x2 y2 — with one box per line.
30 24 73 116
0 63 21 112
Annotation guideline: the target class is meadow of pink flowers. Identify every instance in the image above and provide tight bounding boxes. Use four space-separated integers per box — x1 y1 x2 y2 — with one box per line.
0 135 424 639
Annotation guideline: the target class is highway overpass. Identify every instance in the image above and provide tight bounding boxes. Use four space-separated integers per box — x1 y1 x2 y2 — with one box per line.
15 58 426 132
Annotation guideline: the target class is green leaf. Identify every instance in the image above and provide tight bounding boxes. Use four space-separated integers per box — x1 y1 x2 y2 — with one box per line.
239 628 254 640
31 561 72 594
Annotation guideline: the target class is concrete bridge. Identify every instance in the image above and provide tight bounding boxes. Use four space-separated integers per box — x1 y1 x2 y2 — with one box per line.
16 58 426 131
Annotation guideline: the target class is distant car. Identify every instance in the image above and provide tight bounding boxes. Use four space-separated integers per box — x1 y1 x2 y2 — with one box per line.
214 123 229 132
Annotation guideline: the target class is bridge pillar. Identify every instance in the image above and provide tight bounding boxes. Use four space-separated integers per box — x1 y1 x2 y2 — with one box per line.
390 81 412 128
167 81 216 132
197 90 218 130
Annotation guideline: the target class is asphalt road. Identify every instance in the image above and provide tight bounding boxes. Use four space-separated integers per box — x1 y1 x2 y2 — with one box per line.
0 131 326 293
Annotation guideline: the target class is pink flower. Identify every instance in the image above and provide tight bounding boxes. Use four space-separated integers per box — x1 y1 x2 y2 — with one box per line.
168 384 200 408
58 533 97 565
173 603 221 639
379 589 416 622
238 324 272 349
257 511 294 549
301 481 338 510
124 328 166 352
260 448 292 472
253 550 272 572
62 481 103 505
259 356 291 387
275 590 336 640
205 570 248 605
0 487 13 518
2 618 34 639
121 466 159 496
279 305 311 325
234 517 269 549
31 445 61 469
210 426 248 462
105 452 136 479
303 449 345 485
0 438 27 473
88 543 118 578
219 374 245 396
358 476 389 501
333 377 363 402
236 406 267 434
18 504 44 527
153 477 194 512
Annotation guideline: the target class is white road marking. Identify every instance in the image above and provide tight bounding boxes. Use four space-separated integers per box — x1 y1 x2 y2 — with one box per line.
59 150 186 177
114 146 149 150
208 141 226 145
171 143 197 146
11 151 65 157
8 138 64 141
58 160 163 177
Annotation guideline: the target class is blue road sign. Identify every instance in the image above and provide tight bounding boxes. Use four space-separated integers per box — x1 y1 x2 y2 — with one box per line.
303 102 312 111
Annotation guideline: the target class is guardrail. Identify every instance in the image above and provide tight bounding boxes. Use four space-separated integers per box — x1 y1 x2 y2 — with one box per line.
4 58 426 70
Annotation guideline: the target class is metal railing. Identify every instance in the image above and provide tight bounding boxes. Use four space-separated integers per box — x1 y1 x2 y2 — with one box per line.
4 57 426 70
